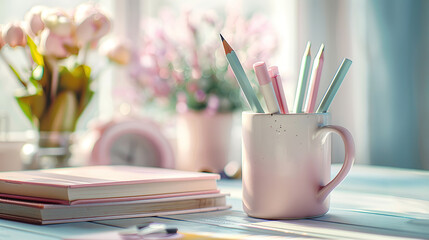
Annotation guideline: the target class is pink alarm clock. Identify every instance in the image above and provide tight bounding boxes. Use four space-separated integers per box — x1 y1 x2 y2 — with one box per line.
89 117 174 168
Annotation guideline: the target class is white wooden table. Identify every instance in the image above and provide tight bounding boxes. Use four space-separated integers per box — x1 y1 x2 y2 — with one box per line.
1 165 429 239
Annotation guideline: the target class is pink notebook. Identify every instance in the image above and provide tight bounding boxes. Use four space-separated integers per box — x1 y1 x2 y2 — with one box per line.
0 165 220 203
0 193 230 225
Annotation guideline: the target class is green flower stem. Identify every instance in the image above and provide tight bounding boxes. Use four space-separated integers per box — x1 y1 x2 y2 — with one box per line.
0 51 27 88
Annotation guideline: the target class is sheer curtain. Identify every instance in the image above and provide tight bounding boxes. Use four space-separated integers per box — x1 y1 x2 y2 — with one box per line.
297 0 429 169
366 0 428 169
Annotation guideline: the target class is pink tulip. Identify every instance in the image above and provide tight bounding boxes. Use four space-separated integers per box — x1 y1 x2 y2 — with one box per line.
41 8 74 37
39 29 73 58
2 23 26 48
74 3 111 47
100 38 131 65
25 6 46 36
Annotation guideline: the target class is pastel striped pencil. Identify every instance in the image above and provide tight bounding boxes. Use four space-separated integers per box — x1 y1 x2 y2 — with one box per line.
304 44 325 113
220 34 264 113
294 41 311 113
316 58 352 113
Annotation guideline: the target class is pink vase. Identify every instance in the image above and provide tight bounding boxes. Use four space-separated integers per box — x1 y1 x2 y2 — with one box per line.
176 111 233 172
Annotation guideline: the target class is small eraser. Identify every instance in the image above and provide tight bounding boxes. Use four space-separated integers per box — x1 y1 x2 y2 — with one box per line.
268 66 279 78
253 62 271 85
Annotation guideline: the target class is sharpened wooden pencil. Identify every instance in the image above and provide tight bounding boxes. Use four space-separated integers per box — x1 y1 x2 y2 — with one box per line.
220 34 264 113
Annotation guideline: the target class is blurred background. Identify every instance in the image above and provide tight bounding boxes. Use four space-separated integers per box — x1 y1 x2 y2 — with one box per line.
0 0 428 171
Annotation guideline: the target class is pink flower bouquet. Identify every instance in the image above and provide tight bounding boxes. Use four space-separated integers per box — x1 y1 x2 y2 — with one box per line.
0 3 111 132
133 10 278 114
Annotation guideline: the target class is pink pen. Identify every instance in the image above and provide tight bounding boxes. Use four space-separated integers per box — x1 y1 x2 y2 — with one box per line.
268 66 289 114
253 62 280 114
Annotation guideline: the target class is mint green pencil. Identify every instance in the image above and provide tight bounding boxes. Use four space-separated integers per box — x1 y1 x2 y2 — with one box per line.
294 41 312 113
221 34 264 113
316 58 352 113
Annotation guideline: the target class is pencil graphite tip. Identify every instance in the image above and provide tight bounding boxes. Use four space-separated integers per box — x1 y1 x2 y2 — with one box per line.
220 34 233 55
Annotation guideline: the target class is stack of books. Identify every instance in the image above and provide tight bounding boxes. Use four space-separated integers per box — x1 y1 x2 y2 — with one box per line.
0 165 229 224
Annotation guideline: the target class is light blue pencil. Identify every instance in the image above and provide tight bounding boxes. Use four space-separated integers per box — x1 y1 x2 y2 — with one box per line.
221 34 264 113
316 58 352 113
294 41 312 113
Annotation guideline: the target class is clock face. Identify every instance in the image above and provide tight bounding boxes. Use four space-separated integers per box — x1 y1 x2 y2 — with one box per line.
109 133 160 167
90 118 175 168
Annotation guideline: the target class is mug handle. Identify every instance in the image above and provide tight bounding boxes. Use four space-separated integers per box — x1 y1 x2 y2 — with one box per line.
316 125 355 201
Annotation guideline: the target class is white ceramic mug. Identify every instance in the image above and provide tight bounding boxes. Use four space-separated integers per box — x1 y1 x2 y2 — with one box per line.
242 112 355 219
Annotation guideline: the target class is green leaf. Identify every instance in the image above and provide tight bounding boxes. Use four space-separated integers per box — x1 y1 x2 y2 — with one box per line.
15 96 34 125
59 65 91 93
186 92 207 111
59 66 80 92
17 93 46 120
80 65 91 79
27 35 44 66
